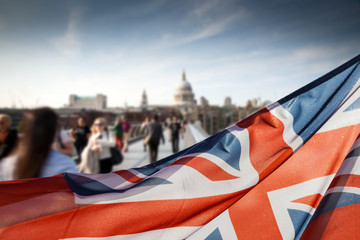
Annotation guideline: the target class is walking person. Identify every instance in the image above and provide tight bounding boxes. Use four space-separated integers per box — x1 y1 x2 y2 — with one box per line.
69 116 91 164
146 115 164 163
0 114 18 161
82 118 115 174
140 116 150 152
0 107 78 181
168 115 183 154
113 119 123 151
121 115 131 152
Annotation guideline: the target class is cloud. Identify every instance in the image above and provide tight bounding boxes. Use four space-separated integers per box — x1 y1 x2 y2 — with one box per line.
183 13 240 43
160 8 249 48
186 1 250 43
293 46 330 61
291 45 357 75
191 0 220 18
157 0 250 48
51 6 84 58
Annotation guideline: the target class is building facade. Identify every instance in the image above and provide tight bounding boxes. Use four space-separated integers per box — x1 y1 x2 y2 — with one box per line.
46 70 267 135
193 96 266 135
68 94 107 110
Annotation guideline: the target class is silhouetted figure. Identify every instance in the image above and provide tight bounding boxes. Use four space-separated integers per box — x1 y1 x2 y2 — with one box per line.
146 115 164 163
69 116 91 163
168 116 183 153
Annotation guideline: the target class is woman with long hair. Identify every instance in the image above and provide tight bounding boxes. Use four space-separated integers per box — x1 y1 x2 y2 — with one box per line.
83 117 115 173
0 107 78 180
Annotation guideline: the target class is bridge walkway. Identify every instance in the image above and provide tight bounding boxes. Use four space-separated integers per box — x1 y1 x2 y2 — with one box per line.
113 124 208 171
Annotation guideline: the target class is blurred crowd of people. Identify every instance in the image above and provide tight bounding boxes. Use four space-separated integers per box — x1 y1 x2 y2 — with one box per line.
0 108 78 180
0 107 185 181
0 108 129 181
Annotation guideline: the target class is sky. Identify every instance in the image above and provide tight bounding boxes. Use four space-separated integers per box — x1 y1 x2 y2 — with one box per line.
0 0 359 109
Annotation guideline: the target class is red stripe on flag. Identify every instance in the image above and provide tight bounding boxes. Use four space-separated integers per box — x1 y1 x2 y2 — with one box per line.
300 203 360 240
0 192 244 239
0 174 72 207
0 175 86 229
291 193 323 209
172 156 239 181
0 192 87 229
328 174 360 189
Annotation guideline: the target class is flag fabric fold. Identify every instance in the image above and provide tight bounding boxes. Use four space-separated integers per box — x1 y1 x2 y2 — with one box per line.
0 54 360 239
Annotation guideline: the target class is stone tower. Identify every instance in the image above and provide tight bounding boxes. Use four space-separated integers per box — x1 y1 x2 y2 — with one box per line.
141 89 148 110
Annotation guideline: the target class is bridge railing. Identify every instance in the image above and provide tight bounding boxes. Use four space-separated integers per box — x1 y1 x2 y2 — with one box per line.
183 121 209 148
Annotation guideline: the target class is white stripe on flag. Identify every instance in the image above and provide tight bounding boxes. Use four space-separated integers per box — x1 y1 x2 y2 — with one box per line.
267 102 304 152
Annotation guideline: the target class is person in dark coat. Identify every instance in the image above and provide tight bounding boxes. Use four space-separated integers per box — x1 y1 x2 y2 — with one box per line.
168 116 183 153
69 116 91 163
146 115 164 163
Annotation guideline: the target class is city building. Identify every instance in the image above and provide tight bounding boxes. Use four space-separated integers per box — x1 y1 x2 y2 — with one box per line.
0 70 268 136
68 94 107 110
61 70 268 135
193 96 269 136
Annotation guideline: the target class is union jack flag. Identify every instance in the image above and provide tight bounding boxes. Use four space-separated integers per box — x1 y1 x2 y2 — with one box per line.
1 54 360 239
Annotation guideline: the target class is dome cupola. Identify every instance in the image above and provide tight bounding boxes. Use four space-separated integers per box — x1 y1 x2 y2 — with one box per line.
174 70 196 106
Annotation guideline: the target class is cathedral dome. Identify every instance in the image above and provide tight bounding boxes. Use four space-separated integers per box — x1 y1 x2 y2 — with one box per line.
177 79 192 91
174 70 195 106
